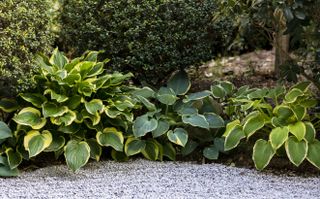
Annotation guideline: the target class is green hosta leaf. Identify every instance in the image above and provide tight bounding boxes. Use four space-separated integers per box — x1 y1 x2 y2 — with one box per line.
44 89 69 103
0 156 19 177
291 105 306 121
50 110 77 126
20 93 47 108
135 95 156 111
0 121 12 140
211 84 226 98
203 145 219 160
288 121 306 141
223 120 240 137
243 113 265 138
291 81 311 92
13 107 46 129
152 120 170 138
285 136 307 166
44 135 65 152
64 140 90 172
111 150 128 162
86 139 102 161
156 87 178 105
42 102 68 118
167 70 191 95
163 142 176 160
181 140 199 156
141 140 160 161
132 87 155 98
305 122 316 143
58 123 80 134
85 99 104 115
204 113 224 128
224 125 245 151
5 148 22 169
269 127 289 150
253 140 275 170
307 140 320 169
182 114 209 129
183 91 211 103
96 128 124 152
133 115 158 137
49 48 68 68
24 130 52 157
66 95 82 110
124 137 146 156
284 88 304 103
167 128 188 147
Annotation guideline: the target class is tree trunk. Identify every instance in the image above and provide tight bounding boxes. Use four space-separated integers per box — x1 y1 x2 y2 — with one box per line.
274 32 290 77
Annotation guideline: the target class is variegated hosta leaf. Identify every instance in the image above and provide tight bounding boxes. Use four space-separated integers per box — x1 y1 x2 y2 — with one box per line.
167 128 188 147
271 105 295 127
66 95 82 110
96 128 124 152
87 62 104 78
5 148 22 169
141 140 160 161
135 95 156 111
24 130 52 157
42 102 68 118
204 113 224 129
113 99 135 111
20 93 47 108
124 137 146 156
253 139 275 170
163 142 176 161
152 120 170 138
284 88 304 103
290 81 311 92
0 156 20 177
75 61 95 79
156 87 178 105
77 81 94 97
84 50 104 62
81 110 101 126
223 120 240 137
109 72 133 86
0 121 12 140
181 140 199 156
133 115 158 137
304 122 316 143
307 140 320 169
44 89 69 103
50 110 77 126
85 99 104 115
211 84 226 98
288 121 306 141
167 70 191 95
64 140 90 172
291 105 306 121
224 125 245 151
269 127 289 150
49 48 68 69
44 135 66 152
13 107 46 129
182 114 209 129
58 123 80 134
247 88 268 99
285 136 307 166
243 113 265 138
86 139 102 161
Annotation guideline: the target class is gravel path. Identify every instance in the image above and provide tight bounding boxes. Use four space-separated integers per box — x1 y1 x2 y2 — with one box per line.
0 159 319 199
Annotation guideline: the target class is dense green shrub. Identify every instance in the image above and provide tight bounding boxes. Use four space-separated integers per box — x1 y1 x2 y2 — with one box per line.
58 0 234 86
0 0 56 96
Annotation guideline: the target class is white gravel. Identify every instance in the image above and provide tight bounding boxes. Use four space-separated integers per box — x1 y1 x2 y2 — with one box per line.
0 159 319 199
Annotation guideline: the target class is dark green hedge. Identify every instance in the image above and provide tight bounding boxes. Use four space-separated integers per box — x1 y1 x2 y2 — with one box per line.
0 0 56 96
58 0 235 86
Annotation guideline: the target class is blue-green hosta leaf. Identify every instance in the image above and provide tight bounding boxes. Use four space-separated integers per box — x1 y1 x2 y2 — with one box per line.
86 139 102 161
141 140 160 161
135 95 156 111
284 88 304 103
224 125 245 151
269 127 289 150
183 91 211 103
181 140 199 156
177 107 198 115
49 48 68 69
211 84 226 98
0 121 12 140
167 128 188 147
13 107 46 129
124 137 146 156
288 121 306 141
85 99 104 115
182 114 209 129
291 81 311 92
5 148 22 169
253 139 275 170
58 123 80 134
42 102 68 118
204 113 224 129
96 128 124 152
133 115 158 137
156 87 178 105
20 93 47 108
291 105 306 121
152 120 170 138
167 70 191 95
305 122 316 143
223 120 240 137
64 140 90 172
24 130 52 157
200 96 223 115
203 145 219 160
132 87 155 98
50 110 77 126
285 136 307 166
243 113 265 138
44 135 65 152
66 95 82 110
307 140 320 169
163 142 176 161
44 89 69 103
0 156 19 177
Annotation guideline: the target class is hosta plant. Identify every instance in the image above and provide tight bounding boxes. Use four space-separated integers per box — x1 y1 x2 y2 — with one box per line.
221 81 320 170
8 49 141 172
127 70 227 161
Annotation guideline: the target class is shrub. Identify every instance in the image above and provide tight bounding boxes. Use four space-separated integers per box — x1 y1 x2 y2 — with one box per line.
58 0 234 86
0 0 56 96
